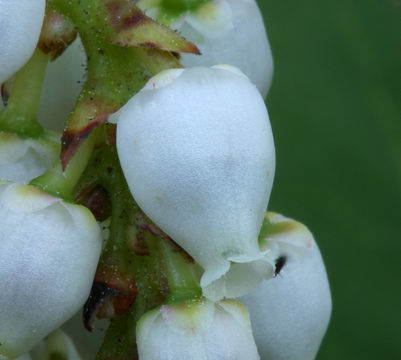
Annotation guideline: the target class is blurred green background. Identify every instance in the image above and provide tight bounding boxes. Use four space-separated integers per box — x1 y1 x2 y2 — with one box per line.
257 0 400 358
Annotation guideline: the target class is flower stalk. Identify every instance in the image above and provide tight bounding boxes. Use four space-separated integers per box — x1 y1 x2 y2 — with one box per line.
0 48 49 137
155 238 202 304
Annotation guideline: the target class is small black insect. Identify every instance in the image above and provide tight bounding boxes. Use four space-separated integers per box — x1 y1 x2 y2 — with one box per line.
275 256 286 276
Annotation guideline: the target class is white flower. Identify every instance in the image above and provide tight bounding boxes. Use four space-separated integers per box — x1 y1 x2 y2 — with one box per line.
116 66 276 301
240 212 332 360
138 0 274 97
137 298 260 360
0 0 46 83
0 132 59 183
38 38 86 132
0 182 102 359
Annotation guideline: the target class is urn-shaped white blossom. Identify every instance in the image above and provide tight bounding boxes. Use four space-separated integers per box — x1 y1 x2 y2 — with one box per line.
0 0 46 83
116 66 275 301
0 132 59 183
0 182 102 359
137 299 260 360
240 212 332 360
138 0 274 97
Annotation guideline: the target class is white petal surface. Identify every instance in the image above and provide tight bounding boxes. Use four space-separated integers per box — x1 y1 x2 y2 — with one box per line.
38 38 86 132
0 0 46 83
240 213 332 360
117 66 275 301
140 0 274 97
0 182 102 359
137 299 260 360
0 132 59 183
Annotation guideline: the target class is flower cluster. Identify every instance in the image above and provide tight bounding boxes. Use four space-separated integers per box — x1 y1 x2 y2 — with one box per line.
0 1 331 359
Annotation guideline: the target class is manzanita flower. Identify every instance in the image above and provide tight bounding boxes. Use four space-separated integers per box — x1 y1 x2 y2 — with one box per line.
0 181 102 359
0 132 59 183
240 212 332 360
138 0 274 97
0 0 46 83
116 65 276 301
137 298 260 360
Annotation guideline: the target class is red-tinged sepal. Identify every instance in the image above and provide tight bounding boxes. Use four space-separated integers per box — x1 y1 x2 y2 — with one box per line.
60 99 117 170
105 0 200 55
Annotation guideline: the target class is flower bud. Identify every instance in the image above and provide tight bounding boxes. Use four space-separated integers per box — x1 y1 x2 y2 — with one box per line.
137 299 260 360
0 182 102 359
138 0 273 97
0 132 59 183
0 0 46 83
116 66 275 301
240 212 332 360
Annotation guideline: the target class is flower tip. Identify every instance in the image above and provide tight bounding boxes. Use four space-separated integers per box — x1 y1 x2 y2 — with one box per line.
211 64 248 79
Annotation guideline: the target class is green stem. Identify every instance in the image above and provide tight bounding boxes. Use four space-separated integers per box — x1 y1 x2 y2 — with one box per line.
101 149 133 258
29 129 98 200
152 235 201 303
51 0 145 107
95 254 164 360
0 48 49 137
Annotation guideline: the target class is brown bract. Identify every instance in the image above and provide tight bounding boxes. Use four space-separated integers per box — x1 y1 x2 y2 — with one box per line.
75 184 112 222
84 263 137 331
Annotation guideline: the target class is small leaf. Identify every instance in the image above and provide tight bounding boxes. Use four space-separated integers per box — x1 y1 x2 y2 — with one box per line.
105 0 200 54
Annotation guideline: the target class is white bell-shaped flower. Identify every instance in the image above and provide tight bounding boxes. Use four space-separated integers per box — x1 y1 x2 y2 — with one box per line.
0 181 102 359
0 132 59 183
138 0 273 97
38 38 86 132
240 212 332 360
0 0 46 83
116 66 276 301
137 298 260 360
